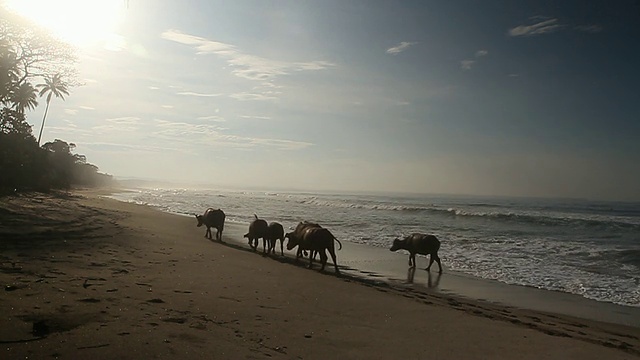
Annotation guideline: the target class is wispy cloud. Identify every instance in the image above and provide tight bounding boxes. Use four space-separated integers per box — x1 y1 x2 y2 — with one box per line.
78 106 94 110
177 91 223 97
508 18 562 37
64 109 78 115
386 41 418 55
76 141 194 155
460 60 475 70
230 92 278 101
161 29 335 83
460 49 488 70
197 115 225 122
240 115 272 120
575 25 603 33
92 117 141 133
152 119 312 150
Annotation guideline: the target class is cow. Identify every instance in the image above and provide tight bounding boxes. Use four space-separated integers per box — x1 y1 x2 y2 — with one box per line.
390 233 442 273
286 223 342 274
284 221 320 260
244 214 269 252
195 208 225 241
266 222 285 256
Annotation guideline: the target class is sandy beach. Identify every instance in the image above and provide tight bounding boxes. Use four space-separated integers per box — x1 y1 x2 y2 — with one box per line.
1 190 639 359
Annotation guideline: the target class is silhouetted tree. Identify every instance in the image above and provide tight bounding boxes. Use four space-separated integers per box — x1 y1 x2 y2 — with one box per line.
36 73 68 144
11 81 38 113
0 108 47 192
0 6 112 194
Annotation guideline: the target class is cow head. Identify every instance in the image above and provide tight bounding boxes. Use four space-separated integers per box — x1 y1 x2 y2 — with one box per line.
285 232 298 250
195 215 204 227
390 238 402 252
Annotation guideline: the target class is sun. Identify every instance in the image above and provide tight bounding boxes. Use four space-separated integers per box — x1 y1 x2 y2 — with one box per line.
4 0 126 47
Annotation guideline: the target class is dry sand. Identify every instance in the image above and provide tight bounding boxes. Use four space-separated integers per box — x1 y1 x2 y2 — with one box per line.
0 189 639 359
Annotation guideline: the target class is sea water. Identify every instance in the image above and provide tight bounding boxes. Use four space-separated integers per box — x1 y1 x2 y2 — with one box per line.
109 187 640 307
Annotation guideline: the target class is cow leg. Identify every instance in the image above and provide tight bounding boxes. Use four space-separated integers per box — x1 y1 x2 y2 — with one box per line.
308 250 314 269
328 247 340 274
434 254 443 273
206 227 212 239
426 254 435 271
409 254 416 268
279 239 284 256
319 250 328 272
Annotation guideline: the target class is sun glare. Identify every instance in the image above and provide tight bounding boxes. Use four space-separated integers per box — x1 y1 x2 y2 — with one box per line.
5 0 125 47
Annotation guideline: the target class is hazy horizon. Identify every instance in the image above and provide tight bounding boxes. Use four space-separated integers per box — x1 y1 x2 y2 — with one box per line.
7 0 640 202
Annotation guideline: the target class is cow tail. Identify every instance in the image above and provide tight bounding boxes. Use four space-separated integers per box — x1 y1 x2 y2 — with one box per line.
334 236 343 250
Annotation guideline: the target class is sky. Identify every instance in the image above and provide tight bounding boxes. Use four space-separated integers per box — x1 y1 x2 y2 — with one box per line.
4 0 640 200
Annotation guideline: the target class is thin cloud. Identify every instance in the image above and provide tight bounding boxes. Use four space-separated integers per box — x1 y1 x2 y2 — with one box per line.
575 25 603 33
152 119 312 150
76 141 195 155
177 91 224 97
461 49 488 70
106 116 140 125
64 109 78 115
230 92 278 101
78 106 95 110
197 115 226 122
386 41 418 55
460 60 475 70
240 115 272 120
508 18 562 37
96 117 141 132
161 29 335 83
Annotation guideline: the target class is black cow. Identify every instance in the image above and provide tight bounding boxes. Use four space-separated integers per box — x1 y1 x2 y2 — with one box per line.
390 233 442 273
195 208 225 241
284 221 319 260
286 223 342 274
266 222 285 256
244 214 269 252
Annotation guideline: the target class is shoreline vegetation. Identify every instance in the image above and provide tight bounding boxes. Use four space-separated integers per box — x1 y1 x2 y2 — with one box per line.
1 7 115 196
1 188 638 359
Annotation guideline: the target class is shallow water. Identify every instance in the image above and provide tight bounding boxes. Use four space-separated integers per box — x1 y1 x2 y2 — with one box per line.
110 187 640 307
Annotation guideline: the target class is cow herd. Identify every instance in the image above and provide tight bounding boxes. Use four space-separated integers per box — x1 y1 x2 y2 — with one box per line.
195 207 444 275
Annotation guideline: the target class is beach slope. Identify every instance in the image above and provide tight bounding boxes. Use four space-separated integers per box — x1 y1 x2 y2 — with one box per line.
1 190 638 359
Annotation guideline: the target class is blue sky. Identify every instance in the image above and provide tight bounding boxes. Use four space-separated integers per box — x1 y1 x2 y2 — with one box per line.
7 0 640 200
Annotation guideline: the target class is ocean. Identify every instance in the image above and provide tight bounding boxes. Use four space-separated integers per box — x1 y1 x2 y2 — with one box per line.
109 187 640 307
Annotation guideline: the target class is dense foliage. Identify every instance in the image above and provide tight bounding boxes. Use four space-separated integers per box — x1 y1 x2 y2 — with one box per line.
0 8 112 194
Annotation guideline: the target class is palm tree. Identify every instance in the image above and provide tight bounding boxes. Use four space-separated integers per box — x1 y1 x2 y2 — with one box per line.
11 82 39 114
36 73 69 145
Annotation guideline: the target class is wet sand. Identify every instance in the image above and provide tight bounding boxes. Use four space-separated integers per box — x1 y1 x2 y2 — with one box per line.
1 190 639 359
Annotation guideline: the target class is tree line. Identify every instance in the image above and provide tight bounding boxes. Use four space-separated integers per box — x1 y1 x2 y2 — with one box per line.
0 7 113 195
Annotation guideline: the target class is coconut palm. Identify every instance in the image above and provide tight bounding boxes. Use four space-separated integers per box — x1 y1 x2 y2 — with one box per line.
11 82 38 114
36 73 69 145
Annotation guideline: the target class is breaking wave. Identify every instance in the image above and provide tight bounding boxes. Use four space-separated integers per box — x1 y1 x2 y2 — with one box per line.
299 198 640 230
